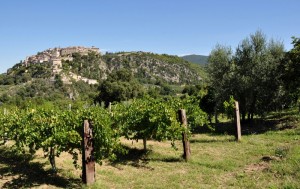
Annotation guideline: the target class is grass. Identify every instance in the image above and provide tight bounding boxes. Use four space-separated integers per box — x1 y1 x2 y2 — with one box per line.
0 144 82 188
0 109 299 188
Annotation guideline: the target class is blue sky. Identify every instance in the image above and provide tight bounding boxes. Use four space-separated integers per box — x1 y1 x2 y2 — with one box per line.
0 0 299 73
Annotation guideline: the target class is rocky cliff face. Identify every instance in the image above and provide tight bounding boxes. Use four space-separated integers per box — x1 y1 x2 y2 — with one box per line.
108 53 202 84
67 51 204 85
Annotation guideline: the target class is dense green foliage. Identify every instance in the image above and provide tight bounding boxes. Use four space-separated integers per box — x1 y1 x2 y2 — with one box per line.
0 95 209 170
0 78 98 108
62 52 103 80
95 69 144 107
112 97 182 150
280 37 300 106
111 96 208 150
0 62 52 85
223 96 236 120
182 84 203 96
207 31 290 120
199 87 216 123
180 96 209 131
0 106 123 171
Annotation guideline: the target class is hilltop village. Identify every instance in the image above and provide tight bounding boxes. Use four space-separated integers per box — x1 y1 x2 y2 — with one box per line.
23 46 100 84
24 46 100 67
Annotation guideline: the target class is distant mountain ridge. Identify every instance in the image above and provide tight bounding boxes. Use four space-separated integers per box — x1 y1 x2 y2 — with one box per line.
181 54 208 65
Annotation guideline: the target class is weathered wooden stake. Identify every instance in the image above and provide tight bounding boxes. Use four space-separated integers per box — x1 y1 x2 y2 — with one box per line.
82 120 95 185
235 101 241 141
178 109 191 161
108 102 112 113
143 137 147 151
3 108 8 143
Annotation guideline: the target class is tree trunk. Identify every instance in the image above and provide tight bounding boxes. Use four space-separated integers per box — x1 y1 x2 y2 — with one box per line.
49 147 56 173
240 96 246 122
214 111 218 123
242 112 246 122
105 101 110 108
143 138 147 151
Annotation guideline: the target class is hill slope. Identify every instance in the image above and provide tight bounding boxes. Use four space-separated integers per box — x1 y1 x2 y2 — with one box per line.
0 50 207 105
1 51 206 86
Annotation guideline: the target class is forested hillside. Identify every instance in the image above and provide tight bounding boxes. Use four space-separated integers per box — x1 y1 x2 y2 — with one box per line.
0 51 206 107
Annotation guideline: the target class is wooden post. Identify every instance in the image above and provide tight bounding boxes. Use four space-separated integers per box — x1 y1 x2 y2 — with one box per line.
178 109 191 161
3 108 7 143
235 101 241 141
82 120 95 184
143 137 147 151
108 102 112 113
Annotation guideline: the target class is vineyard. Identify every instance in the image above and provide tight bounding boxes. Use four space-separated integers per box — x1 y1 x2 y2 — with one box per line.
1 105 299 188
0 96 208 184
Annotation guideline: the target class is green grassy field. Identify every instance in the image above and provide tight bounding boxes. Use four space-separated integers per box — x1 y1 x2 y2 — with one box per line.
0 109 299 188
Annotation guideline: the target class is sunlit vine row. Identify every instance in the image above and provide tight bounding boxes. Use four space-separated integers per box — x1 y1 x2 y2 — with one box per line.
0 96 208 171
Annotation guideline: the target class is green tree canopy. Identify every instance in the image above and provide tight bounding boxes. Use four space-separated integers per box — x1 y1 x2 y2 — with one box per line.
207 31 285 120
95 69 144 107
281 37 300 103
207 44 233 117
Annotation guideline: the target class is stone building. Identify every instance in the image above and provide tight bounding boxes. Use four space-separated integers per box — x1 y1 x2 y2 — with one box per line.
23 46 100 66
22 46 100 82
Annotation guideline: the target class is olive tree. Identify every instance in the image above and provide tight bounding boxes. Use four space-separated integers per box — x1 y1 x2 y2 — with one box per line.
207 31 285 121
